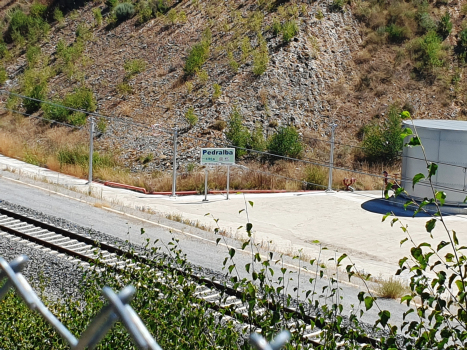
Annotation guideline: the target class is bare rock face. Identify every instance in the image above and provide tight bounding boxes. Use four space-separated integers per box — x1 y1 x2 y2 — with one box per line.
4 0 459 171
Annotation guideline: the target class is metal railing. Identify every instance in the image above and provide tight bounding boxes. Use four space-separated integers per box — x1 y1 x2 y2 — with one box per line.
0 254 290 349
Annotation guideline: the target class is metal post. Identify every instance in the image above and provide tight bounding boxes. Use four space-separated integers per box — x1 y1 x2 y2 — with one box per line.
326 123 337 193
171 127 178 197
88 117 94 190
203 167 208 202
226 165 230 200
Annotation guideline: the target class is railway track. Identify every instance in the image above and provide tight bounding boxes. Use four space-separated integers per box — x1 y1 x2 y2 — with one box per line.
0 205 382 348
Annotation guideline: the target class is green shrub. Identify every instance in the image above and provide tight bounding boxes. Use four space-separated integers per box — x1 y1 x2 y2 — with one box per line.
151 0 171 14
106 0 118 9
0 42 9 59
26 45 41 67
330 0 346 12
417 12 436 33
115 3 135 21
437 11 452 39
272 19 281 35
212 83 221 100
226 107 250 157
92 8 103 26
361 106 403 164
56 39 85 67
185 107 198 127
124 59 146 77
43 87 96 126
184 30 211 75
136 1 153 24
414 30 444 71
0 67 7 85
249 123 266 153
267 126 303 158
281 20 298 42
459 28 467 48
7 8 49 44
29 3 47 18
385 23 409 43
24 83 47 114
53 7 64 24
252 35 268 76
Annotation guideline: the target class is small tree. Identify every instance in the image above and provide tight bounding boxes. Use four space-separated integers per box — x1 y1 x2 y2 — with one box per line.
361 105 403 164
267 126 302 158
115 3 135 21
226 107 250 157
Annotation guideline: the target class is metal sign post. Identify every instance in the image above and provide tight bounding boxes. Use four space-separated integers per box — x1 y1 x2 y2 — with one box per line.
326 123 337 193
203 167 209 202
200 148 235 201
226 165 230 200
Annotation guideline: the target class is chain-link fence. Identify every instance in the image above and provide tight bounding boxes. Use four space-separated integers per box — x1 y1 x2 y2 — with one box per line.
0 254 290 349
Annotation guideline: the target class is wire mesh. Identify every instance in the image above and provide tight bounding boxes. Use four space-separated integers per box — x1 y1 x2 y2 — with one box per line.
0 255 289 349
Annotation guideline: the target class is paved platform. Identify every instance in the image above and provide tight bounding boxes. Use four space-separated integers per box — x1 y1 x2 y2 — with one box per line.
1 154 466 280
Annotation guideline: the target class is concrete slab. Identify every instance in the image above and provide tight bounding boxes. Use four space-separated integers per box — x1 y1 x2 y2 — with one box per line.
1 154 466 280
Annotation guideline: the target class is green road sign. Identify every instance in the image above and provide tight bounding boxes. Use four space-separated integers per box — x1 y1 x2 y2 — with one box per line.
200 148 235 165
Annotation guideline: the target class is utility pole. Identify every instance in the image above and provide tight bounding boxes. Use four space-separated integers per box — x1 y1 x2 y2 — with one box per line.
88 117 94 193
171 127 178 197
326 123 337 193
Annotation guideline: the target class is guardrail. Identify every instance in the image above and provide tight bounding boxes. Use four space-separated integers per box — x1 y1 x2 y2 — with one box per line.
0 255 290 349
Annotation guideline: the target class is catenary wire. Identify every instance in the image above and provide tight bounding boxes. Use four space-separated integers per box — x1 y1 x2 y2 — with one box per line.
3 91 467 195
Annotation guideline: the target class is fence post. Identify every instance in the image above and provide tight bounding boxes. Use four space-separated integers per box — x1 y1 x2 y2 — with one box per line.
88 117 94 191
326 123 337 193
171 127 178 197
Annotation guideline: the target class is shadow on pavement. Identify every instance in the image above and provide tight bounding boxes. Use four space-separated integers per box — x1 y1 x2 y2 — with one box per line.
361 198 433 217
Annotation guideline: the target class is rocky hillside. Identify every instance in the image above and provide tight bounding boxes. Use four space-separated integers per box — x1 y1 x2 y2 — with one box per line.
0 0 465 171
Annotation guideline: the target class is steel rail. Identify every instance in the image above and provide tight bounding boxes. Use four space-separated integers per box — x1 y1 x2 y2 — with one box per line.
0 206 382 348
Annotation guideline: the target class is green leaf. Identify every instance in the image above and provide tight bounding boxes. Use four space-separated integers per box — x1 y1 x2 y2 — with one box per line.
412 173 425 189
453 230 459 245
400 126 413 140
239 209 245 214
426 219 436 233
241 241 250 250
382 212 392 222
311 240 320 244
464 196 467 203
391 218 399 227
407 136 421 146
246 223 253 232
435 191 446 206
379 310 391 327
357 291 365 302
445 253 454 262
400 237 408 246
229 248 235 258
437 241 448 252
401 111 411 119
248 200 254 207
401 295 412 306
404 200 414 209
216 238 221 245
427 162 438 178
364 296 374 310
337 253 347 265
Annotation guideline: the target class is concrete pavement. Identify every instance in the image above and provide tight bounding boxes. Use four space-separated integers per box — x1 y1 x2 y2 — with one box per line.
1 154 466 281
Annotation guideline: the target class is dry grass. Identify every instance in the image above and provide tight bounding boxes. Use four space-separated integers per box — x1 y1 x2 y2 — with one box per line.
375 276 409 299
0 111 398 192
